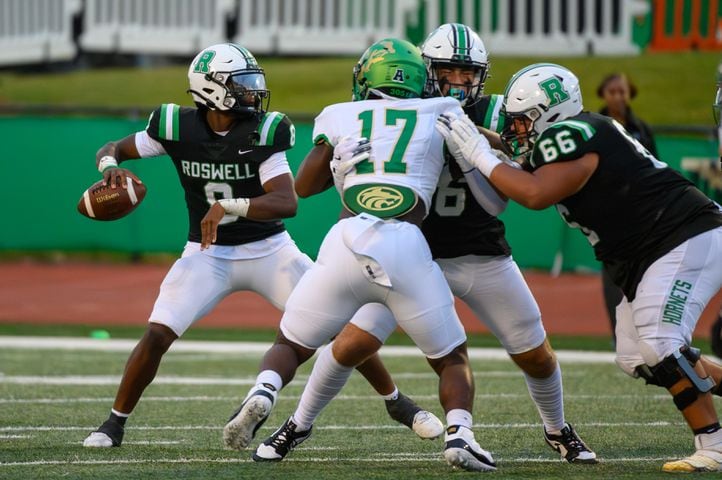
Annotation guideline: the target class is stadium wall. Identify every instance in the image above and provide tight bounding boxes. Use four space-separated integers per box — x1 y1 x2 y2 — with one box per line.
1 116 718 272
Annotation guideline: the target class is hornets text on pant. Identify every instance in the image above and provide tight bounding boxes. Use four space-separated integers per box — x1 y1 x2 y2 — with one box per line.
662 280 693 326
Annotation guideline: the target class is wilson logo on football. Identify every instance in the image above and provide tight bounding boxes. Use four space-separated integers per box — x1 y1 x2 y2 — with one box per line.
77 177 147 221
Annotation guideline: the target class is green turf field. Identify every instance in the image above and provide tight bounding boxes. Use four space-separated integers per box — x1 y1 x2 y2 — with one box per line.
0 337 708 479
1 52 720 126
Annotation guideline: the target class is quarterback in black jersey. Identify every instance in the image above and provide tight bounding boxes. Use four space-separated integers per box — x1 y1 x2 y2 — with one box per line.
439 63 722 473
420 24 596 464
82 43 314 449
84 43 434 452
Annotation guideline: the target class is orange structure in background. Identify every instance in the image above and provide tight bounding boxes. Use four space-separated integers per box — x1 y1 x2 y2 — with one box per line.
650 0 722 50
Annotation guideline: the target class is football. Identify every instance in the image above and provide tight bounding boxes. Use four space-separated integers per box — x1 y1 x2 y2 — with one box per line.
77 178 147 221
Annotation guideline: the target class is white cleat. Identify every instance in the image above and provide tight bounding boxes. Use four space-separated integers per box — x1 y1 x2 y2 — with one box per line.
663 432 722 473
412 410 444 440
82 432 114 448
662 452 722 473
223 384 277 450
443 425 497 472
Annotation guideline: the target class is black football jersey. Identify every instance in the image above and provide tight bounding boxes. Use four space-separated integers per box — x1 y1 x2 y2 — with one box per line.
146 104 295 245
422 94 512 259
528 111 722 300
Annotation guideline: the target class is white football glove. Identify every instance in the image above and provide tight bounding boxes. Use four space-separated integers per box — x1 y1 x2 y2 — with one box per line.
330 136 372 190
436 112 501 177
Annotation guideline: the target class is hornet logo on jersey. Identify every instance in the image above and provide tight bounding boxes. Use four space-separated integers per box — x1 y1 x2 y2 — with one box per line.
392 69 405 83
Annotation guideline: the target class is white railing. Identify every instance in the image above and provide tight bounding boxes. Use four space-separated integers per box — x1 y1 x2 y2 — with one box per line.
234 0 418 54
426 0 650 56
0 0 651 66
0 0 81 66
80 0 236 55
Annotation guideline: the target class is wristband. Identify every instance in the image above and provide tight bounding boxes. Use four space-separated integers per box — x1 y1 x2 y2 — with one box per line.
98 156 119 173
218 198 250 217
476 150 503 177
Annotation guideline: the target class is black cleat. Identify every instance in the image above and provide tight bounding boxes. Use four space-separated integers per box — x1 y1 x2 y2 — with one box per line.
83 418 125 447
252 417 312 462
543 422 598 464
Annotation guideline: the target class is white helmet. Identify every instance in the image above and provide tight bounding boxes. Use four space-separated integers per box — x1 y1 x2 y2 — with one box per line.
187 43 269 114
420 23 489 106
501 63 583 155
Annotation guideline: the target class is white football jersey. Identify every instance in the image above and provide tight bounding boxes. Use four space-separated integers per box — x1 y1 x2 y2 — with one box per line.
312 96 463 215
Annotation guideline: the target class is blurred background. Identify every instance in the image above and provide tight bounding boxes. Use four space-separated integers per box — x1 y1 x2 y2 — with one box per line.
0 0 721 344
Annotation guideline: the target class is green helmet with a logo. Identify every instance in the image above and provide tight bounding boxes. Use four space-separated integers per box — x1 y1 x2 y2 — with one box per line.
352 38 427 101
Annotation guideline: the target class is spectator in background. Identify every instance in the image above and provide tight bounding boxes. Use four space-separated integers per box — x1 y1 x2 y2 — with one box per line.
597 72 658 156
597 72 658 343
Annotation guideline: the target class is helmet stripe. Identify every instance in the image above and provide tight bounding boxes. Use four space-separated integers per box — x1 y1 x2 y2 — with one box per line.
228 43 252 61
454 23 467 55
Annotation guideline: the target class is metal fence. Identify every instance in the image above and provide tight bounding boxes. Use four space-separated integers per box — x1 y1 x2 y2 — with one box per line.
0 0 81 66
0 0 661 66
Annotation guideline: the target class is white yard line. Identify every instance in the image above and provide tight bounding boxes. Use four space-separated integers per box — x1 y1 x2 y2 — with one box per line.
0 421 682 433
0 336 616 363
0 455 672 467
0 393 671 404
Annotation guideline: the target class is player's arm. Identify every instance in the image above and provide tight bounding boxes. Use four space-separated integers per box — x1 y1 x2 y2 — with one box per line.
438 112 597 209
200 155 298 250
96 134 143 189
479 126 505 151
295 143 334 197
486 153 598 209
462 167 508 216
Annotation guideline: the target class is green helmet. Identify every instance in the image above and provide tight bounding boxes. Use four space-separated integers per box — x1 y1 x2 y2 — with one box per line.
352 38 427 101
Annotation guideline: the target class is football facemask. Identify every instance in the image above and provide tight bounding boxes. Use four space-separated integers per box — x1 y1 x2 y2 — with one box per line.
431 63 486 105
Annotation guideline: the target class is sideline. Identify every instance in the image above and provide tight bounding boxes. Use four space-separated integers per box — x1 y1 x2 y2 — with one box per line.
0 336 616 363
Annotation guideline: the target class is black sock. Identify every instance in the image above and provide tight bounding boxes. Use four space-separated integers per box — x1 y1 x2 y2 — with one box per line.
693 422 720 435
109 412 128 426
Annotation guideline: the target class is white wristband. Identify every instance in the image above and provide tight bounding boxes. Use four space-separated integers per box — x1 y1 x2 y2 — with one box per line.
477 151 503 177
98 156 119 173
218 198 250 217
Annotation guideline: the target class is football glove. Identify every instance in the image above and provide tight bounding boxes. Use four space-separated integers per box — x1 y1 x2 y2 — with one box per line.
436 112 501 177
331 136 372 189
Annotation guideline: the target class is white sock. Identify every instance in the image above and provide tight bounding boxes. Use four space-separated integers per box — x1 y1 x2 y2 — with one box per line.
381 387 399 401
245 370 283 401
292 344 354 431
524 363 565 433
446 409 473 429
696 428 722 450
110 409 129 418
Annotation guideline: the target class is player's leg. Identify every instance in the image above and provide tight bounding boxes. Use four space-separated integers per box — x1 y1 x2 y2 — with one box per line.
349 304 443 439
225 225 363 450
84 250 232 447
222 241 315 450
601 264 624 345
252 329 372 462
440 254 596 463
616 228 722 472
380 227 494 472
